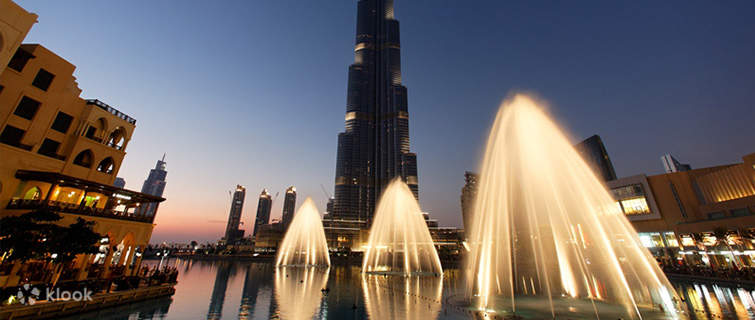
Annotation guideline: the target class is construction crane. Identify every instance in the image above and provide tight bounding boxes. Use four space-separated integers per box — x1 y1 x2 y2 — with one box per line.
320 184 331 199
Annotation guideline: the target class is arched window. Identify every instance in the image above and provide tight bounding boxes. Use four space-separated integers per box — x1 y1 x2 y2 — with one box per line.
97 157 115 174
106 127 126 149
85 118 107 141
23 186 41 200
73 149 94 168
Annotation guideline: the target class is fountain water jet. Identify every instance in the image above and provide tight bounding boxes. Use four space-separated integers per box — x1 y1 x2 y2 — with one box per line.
362 178 443 276
465 94 681 319
276 197 330 267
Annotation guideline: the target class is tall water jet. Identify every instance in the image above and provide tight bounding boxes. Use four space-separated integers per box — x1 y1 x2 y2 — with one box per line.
276 197 330 267
465 94 681 319
362 179 443 275
274 267 330 320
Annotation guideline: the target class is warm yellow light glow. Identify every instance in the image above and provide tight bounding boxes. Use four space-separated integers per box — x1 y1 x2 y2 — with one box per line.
362 273 442 320
464 94 680 318
620 197 650 215
703 235 717 247
681 236 695 247
362 179 442 275
274 267 329 320
276 198 330 267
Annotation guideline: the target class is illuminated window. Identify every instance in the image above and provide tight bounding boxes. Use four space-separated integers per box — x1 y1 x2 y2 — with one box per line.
639 232 664 248
702 234 717 247
614 201 623 213
611 184 645 198
664 232 679 247
620 197 650 215
639 235 654 248
681 236 695 247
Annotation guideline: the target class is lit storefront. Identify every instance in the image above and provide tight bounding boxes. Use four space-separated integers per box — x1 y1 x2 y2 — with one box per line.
607 155 755 270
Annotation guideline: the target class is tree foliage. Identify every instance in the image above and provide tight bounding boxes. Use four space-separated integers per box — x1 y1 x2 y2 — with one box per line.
0 209 102 263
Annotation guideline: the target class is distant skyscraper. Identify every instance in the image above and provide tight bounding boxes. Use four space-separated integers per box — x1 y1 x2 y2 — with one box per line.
113 177 126 188
223 185 246 245
326 197 334 216
661 154 692 173
253 189 272 237
460 171 478 233
575 135 617 181
281 186 297 230
332 0 419 223
139 154 167 216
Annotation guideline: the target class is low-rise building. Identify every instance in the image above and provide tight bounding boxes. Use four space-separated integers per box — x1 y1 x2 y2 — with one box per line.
608 153 755 268
0 2 164 288
253 223 284 255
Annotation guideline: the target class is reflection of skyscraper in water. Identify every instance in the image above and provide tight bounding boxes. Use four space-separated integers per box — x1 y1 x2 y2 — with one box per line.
362 274 443 320
239 263 274 320
206 262 234 320
274 267 330 320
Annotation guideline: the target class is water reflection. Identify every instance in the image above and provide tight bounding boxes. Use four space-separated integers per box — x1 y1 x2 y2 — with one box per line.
274 267 330 320
362 274 443 320
59 296 172 320
207 262 238 319
240 263 274 319
677 282 755 319
96 259 755 319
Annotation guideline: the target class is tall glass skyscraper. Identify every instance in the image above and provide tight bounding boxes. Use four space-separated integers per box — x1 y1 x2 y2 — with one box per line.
280 186 296 231
332 0 418 223
575 135 617 182
139 154 167 217
223 185 246 245
253 189 272 237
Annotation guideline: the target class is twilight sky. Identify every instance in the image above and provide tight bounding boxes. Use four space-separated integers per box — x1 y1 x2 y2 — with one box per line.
16 1 755 244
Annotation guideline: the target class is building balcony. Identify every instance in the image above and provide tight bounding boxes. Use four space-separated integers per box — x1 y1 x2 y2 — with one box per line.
106 141 124 150
7 170 165 224
0 140 33 151
85 99 137 125
85 134 103 143
6 198 155 223
38 150 67 161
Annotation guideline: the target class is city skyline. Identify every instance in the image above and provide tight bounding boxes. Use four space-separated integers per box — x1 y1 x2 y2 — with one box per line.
13 0 755 243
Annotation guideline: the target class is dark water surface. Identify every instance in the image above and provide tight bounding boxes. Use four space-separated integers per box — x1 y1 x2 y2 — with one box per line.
61 258 755 319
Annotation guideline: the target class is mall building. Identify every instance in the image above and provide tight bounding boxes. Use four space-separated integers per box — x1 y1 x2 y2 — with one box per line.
608 153 755 268
0 0 164 288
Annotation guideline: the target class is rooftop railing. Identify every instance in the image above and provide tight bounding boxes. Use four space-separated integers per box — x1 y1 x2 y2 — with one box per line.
85 99 137 125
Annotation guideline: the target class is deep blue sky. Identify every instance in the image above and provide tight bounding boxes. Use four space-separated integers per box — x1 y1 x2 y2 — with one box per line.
16 1 755 243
